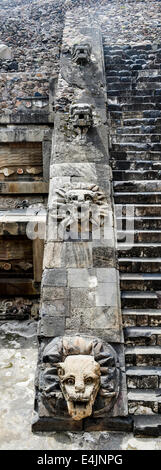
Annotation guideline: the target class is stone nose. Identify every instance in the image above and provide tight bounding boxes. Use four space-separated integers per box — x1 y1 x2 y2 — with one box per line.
75 380 85 393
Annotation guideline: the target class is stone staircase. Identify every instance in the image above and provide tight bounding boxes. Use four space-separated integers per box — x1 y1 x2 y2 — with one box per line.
104 43 161 416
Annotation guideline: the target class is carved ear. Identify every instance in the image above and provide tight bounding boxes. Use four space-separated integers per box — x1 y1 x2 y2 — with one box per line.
55 362 65 377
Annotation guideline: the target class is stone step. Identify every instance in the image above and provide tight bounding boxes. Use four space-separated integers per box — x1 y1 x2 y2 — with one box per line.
122 308 161 316
104 49 154 59
117 244 161 257
113 170 161 180
119 257 161 273
112 126 161 135
118 217 161 229
126 346 161 355
121 291 158 308
122 118 161 127
117 230 161 243
120 103 159 112
106 71 132 78
124 327 161 346
110 159 161 171
125 346 161 367
127 389 161 401
111 134 161 144
107 82 132 90
127 370 161 393
120 273 161 291
114 193 161 203
125 327 161 336
122 110 161 119
114 181 161 192
110 151 161 162
112 142 161 152
118 96 161 105
105 64 161 72
107 89 132 97
111 160 161 170
126 366 161 376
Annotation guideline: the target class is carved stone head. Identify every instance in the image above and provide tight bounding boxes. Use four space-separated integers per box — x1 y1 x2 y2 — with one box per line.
51 183 109 240
41 336 120 421
70 103 93 129
72 43 91 65
57 354 101 420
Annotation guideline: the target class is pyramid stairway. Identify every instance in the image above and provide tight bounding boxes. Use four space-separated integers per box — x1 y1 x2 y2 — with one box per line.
104 43 161 415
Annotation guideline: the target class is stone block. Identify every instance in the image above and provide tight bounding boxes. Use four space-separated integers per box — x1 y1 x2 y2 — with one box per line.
70 288 96 307
65 306 122 342
32 414 83 432
43 242 93 268
50 163 97 180
93 247 117 267
68 268 96 288
42 287 69 301
42 268 67 287
41 300 69 316
96 282 118 307
96 267 119 283
134 416 161 437
84 416 132 432
38 316 65 337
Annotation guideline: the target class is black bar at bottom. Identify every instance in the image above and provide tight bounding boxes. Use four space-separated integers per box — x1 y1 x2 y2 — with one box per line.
0 450 160 467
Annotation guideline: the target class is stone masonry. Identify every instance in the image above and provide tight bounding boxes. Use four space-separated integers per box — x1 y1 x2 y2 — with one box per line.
32 12 128 432
2 0 161 440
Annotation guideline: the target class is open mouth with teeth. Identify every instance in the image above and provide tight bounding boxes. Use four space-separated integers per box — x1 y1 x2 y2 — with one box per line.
68 399 92 420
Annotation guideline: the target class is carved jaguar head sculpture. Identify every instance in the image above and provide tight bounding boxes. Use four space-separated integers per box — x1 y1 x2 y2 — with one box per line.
57 354 101 420
42 336 120 421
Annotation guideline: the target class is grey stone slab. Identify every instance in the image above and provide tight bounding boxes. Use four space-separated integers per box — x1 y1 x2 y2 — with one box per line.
38 316 65 337
42 287 69 301
68 268 96 288
70 288 96 308
96 268 119 283
65 307 122 342
50 163 97 180
42 268 67 287
43 242 93 268
41 300 69 316
96 283 119 307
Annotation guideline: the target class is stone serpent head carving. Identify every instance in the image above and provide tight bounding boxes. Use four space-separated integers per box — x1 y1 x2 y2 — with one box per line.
41 336 120 421
69 103 93 129
72 43 92 65
51 183 109 240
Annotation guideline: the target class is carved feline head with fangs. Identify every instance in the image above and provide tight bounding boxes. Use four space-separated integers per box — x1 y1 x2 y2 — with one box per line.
57 355 101 421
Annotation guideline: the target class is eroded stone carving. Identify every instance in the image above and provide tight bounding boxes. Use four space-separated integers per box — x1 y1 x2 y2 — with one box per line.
72 43 91 65
40 336 120 420
70 103 92 130
51 183 109 239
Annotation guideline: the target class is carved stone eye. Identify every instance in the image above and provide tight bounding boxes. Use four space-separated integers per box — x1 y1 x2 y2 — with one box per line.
85 377 94 385
65 377 75 386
